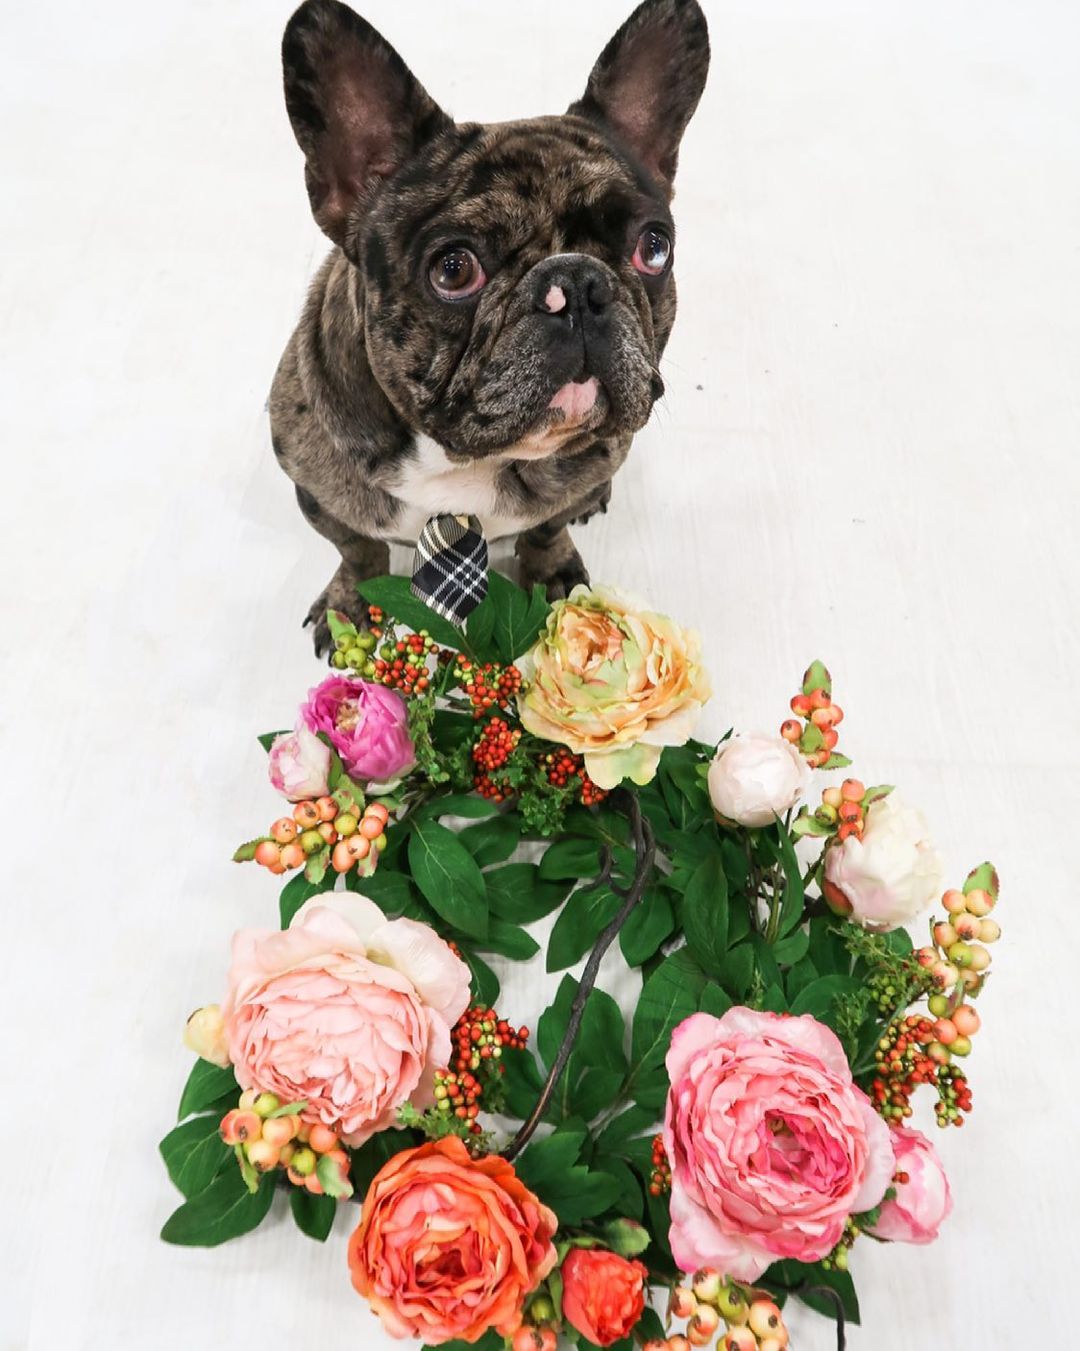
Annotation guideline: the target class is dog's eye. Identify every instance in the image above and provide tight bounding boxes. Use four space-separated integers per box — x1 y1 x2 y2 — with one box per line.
429 247 487 300
632 226 672 276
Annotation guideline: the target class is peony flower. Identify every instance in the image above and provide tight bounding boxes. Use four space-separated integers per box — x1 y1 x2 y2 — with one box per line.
823 794 944 932
663 1008 894 1281
267 724 331 801
347 1136 558 1344
518 585 710 791
708 733 811 827
221 893 469 1146
867 1126 952 1244
300 675 415 788
561 1248 648 1347
183 1004 230 1067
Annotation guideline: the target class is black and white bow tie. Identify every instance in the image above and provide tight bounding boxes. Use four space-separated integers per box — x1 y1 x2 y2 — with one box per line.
410 514 489 626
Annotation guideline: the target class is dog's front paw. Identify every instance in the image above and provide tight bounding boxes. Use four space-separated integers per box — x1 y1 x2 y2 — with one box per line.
517 527 590 601
303 563 371 659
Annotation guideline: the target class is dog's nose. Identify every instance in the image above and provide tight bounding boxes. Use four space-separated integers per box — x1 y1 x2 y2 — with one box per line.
534 256 614 322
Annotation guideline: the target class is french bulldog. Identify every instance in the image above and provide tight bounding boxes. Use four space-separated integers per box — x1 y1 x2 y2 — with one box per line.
269 0 710 653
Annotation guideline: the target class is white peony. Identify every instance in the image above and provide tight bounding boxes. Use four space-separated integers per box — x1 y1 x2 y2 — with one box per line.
707 733 812 828
823 794 944 931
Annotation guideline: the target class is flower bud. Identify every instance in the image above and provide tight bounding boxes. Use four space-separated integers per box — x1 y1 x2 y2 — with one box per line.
183 1004 230 1067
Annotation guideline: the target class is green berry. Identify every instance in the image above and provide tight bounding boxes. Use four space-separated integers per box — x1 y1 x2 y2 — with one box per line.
253 1092 280 1117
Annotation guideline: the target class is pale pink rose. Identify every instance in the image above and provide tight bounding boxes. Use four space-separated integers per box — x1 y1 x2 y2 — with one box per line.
823 794 943 932
300 675 415 787
267 724 332 801
663 1008 895 1281
867 1126 952 1244
221 894 470 1147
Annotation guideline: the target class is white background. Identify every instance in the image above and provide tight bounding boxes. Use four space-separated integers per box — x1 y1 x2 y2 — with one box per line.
2 1 1077 1347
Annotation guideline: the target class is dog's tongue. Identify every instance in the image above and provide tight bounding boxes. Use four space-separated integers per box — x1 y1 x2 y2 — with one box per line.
548 377 599 422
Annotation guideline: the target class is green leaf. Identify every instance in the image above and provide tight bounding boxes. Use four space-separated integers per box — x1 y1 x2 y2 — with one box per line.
682 854 729 975
485 571 550 662
290 1187 337 1242
773 927 810 966
459 946 500 1004
350 1130 419 1200
630 950 704 1078
486 863 570 924
232 836 271 862
718 942 755 999
417 794 500 821
619 887 675 967
279 867 337 928
539 837 602 881
547 885 620 971
789 974 861 1023
964 860 1000 899
460 815 521 867
353 869 425 919
423 1333 503 1351
464 596 497 662
801 661 832 696
770 818 806 937
408 819 489 939
359 575 467 650
160 1169 276 1247
822 752 853 770
257 730 290 753
178 1059 237 1122
160 1114 230 1198
699 982 733 1017
808 915 851 976
766 1260 860 1325
602 1217 651 1257
477 918 540 961
316 1152 354 1199
515 1129 622 1225
596 1105 658 1154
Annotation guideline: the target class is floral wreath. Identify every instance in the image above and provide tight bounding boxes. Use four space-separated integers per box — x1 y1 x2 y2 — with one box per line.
162 571 1000 1351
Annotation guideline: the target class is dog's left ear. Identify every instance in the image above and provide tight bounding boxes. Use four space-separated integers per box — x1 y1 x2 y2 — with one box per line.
569 0 710 194
282 0 452 247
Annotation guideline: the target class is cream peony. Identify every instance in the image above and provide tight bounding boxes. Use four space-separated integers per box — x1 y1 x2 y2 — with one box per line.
823 794 944 932
708 733 811 827
518 585 710 791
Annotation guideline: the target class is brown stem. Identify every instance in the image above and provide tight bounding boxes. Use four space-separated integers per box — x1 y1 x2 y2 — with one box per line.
502 791 656 1163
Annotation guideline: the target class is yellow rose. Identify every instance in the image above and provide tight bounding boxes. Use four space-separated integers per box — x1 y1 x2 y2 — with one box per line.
518 585 711 790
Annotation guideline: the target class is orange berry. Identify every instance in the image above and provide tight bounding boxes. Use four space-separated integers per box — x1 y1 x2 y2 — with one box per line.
304 1171 324 1195
346 834 371 861
748 1301 785 1339
942 888 967 914
268 861 286 875
286 1166 307 1187
837 821 861 841
359 814 383 839
821 727 839 750
933 1018 958 1045
840 778 865 801
790 694 812 716
293 801 320 829
839 801 861 823
809 688 832 710
780 719 801 743
811 706 836 728
261 1116 298 1148
823 786 843 808
220 1110 262 1145
279 842 305 870
315 796 338 822
308 1123 339 1154
968 944 991 972
331 841 354 873
245 1139 280 1171
965 888 995 917
254 840 281 868
317 821 337 845
933 922 958 949
978 918 1001 943
271 818 298 845
952 1005 981 1037
365 802 390 825
512 1330 544 1351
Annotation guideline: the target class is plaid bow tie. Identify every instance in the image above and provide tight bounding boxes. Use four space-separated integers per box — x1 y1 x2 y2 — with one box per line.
411 514 489 626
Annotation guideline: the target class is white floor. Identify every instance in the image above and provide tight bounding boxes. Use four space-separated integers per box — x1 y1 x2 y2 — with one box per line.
3 1 1077 1347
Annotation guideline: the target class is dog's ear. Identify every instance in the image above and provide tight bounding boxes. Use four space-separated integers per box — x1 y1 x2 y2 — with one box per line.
282 0 451 246
569 0 709 194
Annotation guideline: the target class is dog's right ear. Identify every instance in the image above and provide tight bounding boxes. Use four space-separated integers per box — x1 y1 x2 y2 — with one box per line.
282 0 451 247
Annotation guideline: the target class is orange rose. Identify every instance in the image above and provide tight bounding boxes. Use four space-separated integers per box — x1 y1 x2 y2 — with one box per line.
561 1247 648 1346
347 1137 558 1345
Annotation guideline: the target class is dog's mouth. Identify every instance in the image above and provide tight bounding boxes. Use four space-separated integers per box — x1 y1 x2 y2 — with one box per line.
501 378 608 462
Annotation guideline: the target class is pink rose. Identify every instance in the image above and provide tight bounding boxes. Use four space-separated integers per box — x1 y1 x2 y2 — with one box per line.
867 1126 952 1244
221 893 470 1146
300 675 415 787
663 1008 895 1281
267 725 332 801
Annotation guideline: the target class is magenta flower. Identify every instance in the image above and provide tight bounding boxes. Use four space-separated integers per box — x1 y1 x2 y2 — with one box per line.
300 675 415 787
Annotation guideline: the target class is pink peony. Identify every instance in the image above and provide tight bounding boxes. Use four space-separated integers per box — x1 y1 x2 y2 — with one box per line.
663 1008 895 1281
300 675 415 787
221 893 469 1146
267 724 332 801
867 1125 952 1244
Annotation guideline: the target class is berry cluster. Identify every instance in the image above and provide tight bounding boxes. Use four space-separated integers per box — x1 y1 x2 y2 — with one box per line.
665 1270 790 1351
544 749 608 806
820 1216 859 1272
870 1015 973 1128
431 1006 530 1135
331 628 377 675
454 658 524 717
915 883 1000 1007
371 631 438 695
472 716 522 800
248 797 389 877
649 1135 672 1196
796 778 892 849
220 1091 352 1198
779 660 847 769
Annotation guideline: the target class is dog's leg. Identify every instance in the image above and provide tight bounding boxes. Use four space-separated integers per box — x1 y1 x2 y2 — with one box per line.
295 487 389 656
516 480 611 600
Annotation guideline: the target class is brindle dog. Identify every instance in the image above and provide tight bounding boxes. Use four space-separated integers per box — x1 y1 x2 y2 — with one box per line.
270 0 710 653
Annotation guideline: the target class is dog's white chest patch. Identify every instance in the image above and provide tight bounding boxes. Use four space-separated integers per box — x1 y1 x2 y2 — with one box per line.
385 436 536 544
